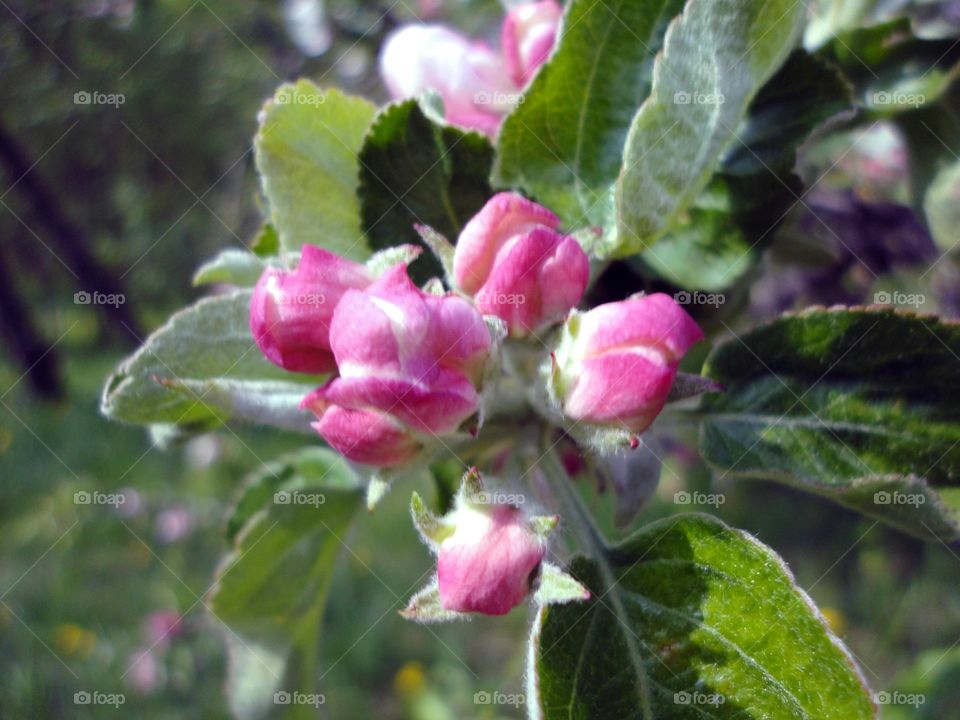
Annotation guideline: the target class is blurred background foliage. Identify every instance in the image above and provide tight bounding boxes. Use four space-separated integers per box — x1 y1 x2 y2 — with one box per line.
2 0 960 718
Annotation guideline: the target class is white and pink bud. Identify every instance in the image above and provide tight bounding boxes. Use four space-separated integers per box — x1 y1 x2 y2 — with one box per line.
436 501 549 615
379 24 516 137
453 192 589 336
378 2 562 136
402 470 587 620
249 245 372 373
302 265 492 467
548 293 704 437
502 0 563 87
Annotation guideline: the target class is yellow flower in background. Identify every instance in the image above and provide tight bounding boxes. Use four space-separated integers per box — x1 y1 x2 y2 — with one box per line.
54 623 96 659
393 661 426 697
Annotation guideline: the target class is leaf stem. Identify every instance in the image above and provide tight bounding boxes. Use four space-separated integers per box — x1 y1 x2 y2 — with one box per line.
538 437 608 554
537 434 657 716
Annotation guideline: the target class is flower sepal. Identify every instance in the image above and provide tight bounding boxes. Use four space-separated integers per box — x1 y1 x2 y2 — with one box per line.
399 579 470 624
414 223 456 283
533 562 590 606
364 243 424 277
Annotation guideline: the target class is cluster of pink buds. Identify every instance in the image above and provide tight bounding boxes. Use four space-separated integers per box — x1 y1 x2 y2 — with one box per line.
379 1 563 136
251 245 492 468
453 192 589 337
250 191 703 617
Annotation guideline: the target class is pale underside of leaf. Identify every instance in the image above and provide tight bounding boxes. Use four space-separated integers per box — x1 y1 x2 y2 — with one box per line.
614 0 806 256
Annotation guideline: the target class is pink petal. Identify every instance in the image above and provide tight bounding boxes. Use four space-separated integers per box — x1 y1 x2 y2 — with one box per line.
249 245 371 373
501 0 563 87
563 351 677 432
437 506 545 615
538 234 590 325
315 373 478 435
309 402 423 467
579 294 704 363
453 192 560 294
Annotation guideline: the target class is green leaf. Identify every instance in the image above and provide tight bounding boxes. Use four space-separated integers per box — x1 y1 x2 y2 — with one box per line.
225 446 359 542
213 447 362 719
614 0 806 256
252 223 280 258
698 307 960 540
804 0 877 50
640 50 853 290
357 98 494 282
493 0 684 230
193 249 270 287
821 19 960 118
637 190 756 290
529 514 875 719
923 160 960 255
256 81 376 260
100 290 321 432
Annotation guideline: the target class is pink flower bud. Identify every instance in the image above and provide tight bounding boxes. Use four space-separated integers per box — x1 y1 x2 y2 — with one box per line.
379 24 516 137
250 245 372 373
302 265 491 467
551 294 704 434
437 504 547 615
502 0 562 87
144 611 184 649
453 192 589 336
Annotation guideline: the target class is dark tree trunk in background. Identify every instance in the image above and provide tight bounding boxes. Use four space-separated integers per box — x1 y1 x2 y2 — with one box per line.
0 116 143 343
0 243 64 400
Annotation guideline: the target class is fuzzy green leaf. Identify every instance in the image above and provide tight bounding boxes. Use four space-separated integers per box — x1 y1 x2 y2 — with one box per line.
614 0 805 256
357 98 494 282
213 448 362 719
493 0 683 231
256 81 376 260
193 249 270 287
923 160 960 255
100 291 320 432
529 514 876 719
699 307 960 540
640 50 853 290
